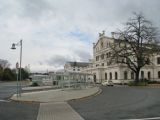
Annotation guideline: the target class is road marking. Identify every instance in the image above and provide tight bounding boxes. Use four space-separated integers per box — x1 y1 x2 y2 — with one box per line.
37 102 84 120
0 99 10 102
128 117 160 120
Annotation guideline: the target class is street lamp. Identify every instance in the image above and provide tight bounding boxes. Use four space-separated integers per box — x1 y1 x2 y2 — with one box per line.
11 39 23 97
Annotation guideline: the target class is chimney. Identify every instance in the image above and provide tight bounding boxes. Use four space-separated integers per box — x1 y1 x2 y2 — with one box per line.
93 43 95 47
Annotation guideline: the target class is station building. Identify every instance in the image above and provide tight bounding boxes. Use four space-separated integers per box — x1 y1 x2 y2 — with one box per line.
82 31 160 84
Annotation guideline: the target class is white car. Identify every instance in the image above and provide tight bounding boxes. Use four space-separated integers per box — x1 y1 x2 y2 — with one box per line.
102 80 114 86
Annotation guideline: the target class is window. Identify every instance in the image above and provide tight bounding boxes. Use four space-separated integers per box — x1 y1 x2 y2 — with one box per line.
157 57 160 64
115 72 118 80
96 56 99 61
148 71 151 79
96 64 99 67
102 63 104 66
131 71 134 79
158 71 160 79
141 71 144 79
106 53 109 58
78 69 80 71
107 43 109 48
101 54 104 59
110 72 112 80
105 73 107 80
108 52 111 57
73 69 75 71
124 71 128 80
146 58 150 65
107 61 111 66
106 52 111 58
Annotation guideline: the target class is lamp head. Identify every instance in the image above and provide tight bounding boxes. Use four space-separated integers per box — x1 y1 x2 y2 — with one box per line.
11 43 16 49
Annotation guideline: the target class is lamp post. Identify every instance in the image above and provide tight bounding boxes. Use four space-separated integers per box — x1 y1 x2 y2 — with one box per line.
11 39 23 97
16 62 19 98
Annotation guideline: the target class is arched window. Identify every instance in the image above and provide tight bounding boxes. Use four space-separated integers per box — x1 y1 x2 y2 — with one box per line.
110 72 112 80
115 72 118 80
158 71 160 79
105 73 107 80
101 54 104 59
124 71 128 80
148 71 151 79
131 71 134 79
94 74 96 83
157 57 160 64
141 71 144 79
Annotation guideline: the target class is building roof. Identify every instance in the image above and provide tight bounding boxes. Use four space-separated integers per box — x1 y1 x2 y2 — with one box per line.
66 61 90 67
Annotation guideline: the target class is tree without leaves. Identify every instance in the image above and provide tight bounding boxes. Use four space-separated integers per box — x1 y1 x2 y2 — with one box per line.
2 68 16 81
111 13 160 82
0 59 10 80
0 59 10 69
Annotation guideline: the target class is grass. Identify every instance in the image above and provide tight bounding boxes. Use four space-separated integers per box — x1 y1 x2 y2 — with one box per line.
30 82 39 87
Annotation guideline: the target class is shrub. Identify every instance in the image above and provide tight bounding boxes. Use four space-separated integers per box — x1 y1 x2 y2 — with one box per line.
128 81 148 86
30 82 39 87
148 80 160 84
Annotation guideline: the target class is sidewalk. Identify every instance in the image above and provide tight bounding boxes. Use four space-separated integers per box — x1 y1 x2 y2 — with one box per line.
11 86 99 102
11 86 100 120
37 102 84 120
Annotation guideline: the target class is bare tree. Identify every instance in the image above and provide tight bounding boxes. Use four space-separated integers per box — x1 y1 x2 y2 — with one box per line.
111 13 159 82
0 59 10 69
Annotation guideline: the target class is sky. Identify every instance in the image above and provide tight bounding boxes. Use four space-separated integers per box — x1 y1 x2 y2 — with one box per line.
0 0 160 72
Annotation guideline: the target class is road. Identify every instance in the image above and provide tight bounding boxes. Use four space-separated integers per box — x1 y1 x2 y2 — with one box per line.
0 81 39 120
0 81 31 100
69 86 160 120
0 82 17 100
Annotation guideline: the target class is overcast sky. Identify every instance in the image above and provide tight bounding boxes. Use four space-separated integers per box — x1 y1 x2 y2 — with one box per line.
0 0 160 72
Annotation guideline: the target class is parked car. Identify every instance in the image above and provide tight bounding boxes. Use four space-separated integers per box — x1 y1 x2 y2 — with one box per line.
102 80 114 86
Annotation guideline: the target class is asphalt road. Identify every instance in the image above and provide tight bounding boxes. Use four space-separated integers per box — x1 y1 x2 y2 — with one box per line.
0 101 39 120
0 82 17 100
0 81 39 120
69 86 160 120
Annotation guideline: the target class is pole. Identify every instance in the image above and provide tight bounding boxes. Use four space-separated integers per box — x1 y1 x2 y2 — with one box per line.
19 40 22 97
16 68 19 98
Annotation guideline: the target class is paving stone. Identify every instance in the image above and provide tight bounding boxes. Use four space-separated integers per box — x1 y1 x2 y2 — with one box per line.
37 102 84 120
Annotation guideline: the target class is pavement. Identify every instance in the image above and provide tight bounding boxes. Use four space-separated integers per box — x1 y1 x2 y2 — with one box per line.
37 102 84 120
10 86 100 120
11 86 99 102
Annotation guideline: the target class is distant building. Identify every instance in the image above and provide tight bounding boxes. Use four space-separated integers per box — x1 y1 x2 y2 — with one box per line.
64 61 91 72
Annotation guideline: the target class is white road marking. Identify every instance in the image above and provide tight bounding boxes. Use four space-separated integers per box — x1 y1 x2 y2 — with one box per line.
128 117 160 120
0 99 10 102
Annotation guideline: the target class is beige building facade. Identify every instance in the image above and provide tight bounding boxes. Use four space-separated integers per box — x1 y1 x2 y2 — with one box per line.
83 31 160 84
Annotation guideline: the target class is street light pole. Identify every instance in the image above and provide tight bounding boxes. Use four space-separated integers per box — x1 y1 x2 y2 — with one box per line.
19 40 22 97
11 39 23 97
16 62 19 98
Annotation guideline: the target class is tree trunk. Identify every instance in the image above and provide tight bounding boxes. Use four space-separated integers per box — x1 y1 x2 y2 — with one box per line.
135 69 140 83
